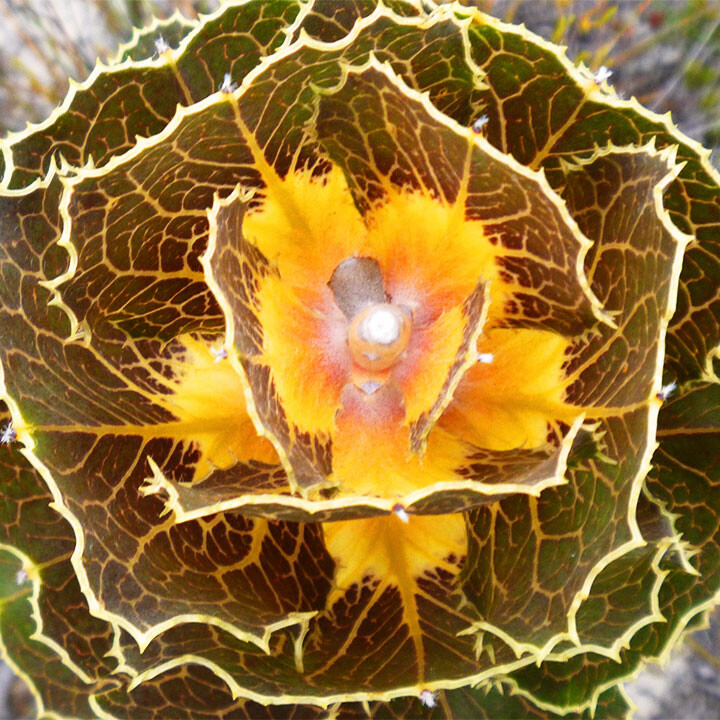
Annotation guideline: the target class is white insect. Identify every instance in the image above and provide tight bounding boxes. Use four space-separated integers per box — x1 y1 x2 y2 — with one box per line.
393 504 409 524
154 35 170 55
210 345 228 363
657 381 677 401
1 422 15 445
594 65 612 85
220 72 237 94
472 115 489 133
419 690 436 708
15 568 28 585
476 352 494 364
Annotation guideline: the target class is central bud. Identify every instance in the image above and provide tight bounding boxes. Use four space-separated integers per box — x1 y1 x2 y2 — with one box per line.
348 303 411 371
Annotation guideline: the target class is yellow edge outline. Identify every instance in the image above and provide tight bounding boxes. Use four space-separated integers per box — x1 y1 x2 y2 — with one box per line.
91 648 541 711
202 185 307 497
486 680 637 720
0 543 126 720
0 543 100 685
103 622 138 680
547 139 692 657
411 280 492 456
0 544 90 720
638 482 699 577
458 141 693 665
505 582 720 720
703 345 720 383
141 415 585 523
0 169 112 706
0 581 73 720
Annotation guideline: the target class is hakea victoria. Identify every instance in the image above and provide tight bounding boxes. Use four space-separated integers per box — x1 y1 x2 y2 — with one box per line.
1 1 720 718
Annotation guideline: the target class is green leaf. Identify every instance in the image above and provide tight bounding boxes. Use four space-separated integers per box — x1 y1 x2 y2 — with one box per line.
0 555 110 720
461 145 686 655
466 11 720 382
0 413 122 717
1 1 305 189
496 379 720 713
290 0 419 44
648 380 720 635
0 406 113 681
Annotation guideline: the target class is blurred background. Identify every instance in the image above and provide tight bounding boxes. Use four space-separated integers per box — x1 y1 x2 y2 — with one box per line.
0 0 719 717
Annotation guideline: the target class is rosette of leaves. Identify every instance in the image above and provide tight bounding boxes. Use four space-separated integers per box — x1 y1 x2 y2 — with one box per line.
1 1 719 718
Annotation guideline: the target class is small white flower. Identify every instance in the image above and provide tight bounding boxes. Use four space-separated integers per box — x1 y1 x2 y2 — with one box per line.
594 65 612 85
220 73 237 93
657 381 677 401
393 504 409 524
419 690 436 708
472 115 489 133
1 422 16 445
154 36 170 55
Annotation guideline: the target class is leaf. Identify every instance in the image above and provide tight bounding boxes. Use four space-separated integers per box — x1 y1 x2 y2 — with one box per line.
1 0 305 189
647 380 720 639
491 379 720 713
504 543 668 713
0 552 116 720
0 421 123 717
560 147 688 409
300 514 518 694
466 11 720 382
0 404 75 569
460 145 686 654
289 0 419 44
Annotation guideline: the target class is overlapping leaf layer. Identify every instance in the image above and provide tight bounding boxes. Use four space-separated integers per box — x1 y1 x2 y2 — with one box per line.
1 1 719 718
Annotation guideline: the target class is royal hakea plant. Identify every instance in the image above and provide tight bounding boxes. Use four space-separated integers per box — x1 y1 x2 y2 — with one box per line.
1 1 719 718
